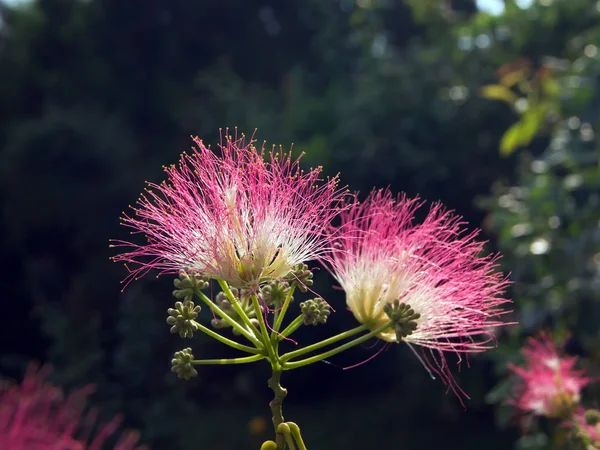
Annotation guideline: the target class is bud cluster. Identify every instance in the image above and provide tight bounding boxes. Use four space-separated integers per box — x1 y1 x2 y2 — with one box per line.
286 263 313 293
261 280 292 308
383 300 420 342
173 270 209 303
166 300 201 338
299 298 331 326
171 348 197 380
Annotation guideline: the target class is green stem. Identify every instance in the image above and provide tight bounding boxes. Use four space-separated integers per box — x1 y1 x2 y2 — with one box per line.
268 370 288 450
251 295 278 368
273 285 296 333
277 315 304 340
282 322 393 370
190 320 263 355
192 354 265 365
279 424 296 450
217 279 262 337
195 289 263 348
280 324 369 363
287 423 307 450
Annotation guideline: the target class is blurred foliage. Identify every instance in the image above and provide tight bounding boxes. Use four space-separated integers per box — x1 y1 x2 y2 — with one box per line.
480 57 562 155
477 2 600 448
1 0 599 448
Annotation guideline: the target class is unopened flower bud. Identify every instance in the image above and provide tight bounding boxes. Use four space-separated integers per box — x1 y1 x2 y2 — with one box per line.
383 299 420 341
261 280 291 307
260 441 278 450
585 409 600 426
299 298 331 326
166 300 201 338
215 290 237 309
288 263 313 293
173 270 209 302
171 348 197 380
211 318 225 329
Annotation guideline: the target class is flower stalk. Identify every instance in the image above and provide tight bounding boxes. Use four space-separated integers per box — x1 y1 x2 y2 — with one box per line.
192 354 266 365
268 370 288 450
273 285 296 332
189 319 263 354
251 294 279 368
279 324 369 363
277 315 305 340
217 279 263 338
282 323 393 370
194 288 263 347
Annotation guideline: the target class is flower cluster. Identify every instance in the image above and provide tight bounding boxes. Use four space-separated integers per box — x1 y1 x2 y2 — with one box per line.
508 334 589 419
0 363 145 450
112 130 512 401
112 130 345 291
327 189 511 397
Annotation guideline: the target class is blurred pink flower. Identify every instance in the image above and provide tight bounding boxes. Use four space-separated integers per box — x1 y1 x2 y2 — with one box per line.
0 363 145 450
326 188 511 399
509 334 589 419
112 130 346 290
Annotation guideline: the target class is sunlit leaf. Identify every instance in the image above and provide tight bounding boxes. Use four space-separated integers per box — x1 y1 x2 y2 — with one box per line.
499 106 545 156
499 123 524 156
499 70 524 88
480 84 518 104
541 76 560 98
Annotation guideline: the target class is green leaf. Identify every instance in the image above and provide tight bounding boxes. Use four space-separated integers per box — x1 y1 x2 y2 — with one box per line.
480 84 518 104
541 76 560 98
499 106 545 156
499 70 525 88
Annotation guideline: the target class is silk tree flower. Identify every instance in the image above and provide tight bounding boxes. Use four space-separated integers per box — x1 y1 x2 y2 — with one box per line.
508 334 590 419
326 189 511 397
0 363 145 450
112 131 346 290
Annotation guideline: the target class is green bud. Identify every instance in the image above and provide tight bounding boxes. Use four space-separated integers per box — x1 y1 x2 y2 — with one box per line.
287 263 313 293
585 409 600 426
173 270 209 302
261 280 291 307
171 348 197 380
166 300 201 338
260 441 278 450
299 298 331 326
210 318 226 329
383 299 421 341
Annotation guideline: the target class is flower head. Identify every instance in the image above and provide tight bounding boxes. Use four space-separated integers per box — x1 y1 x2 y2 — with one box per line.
326 189 511 398
112 130 346 290
508 334 589 419
0 363 145 450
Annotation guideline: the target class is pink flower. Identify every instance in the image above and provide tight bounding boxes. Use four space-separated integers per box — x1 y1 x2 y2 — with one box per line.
509 334 589 419
0 363 145 450
112 130 345 290
326 189 511 398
